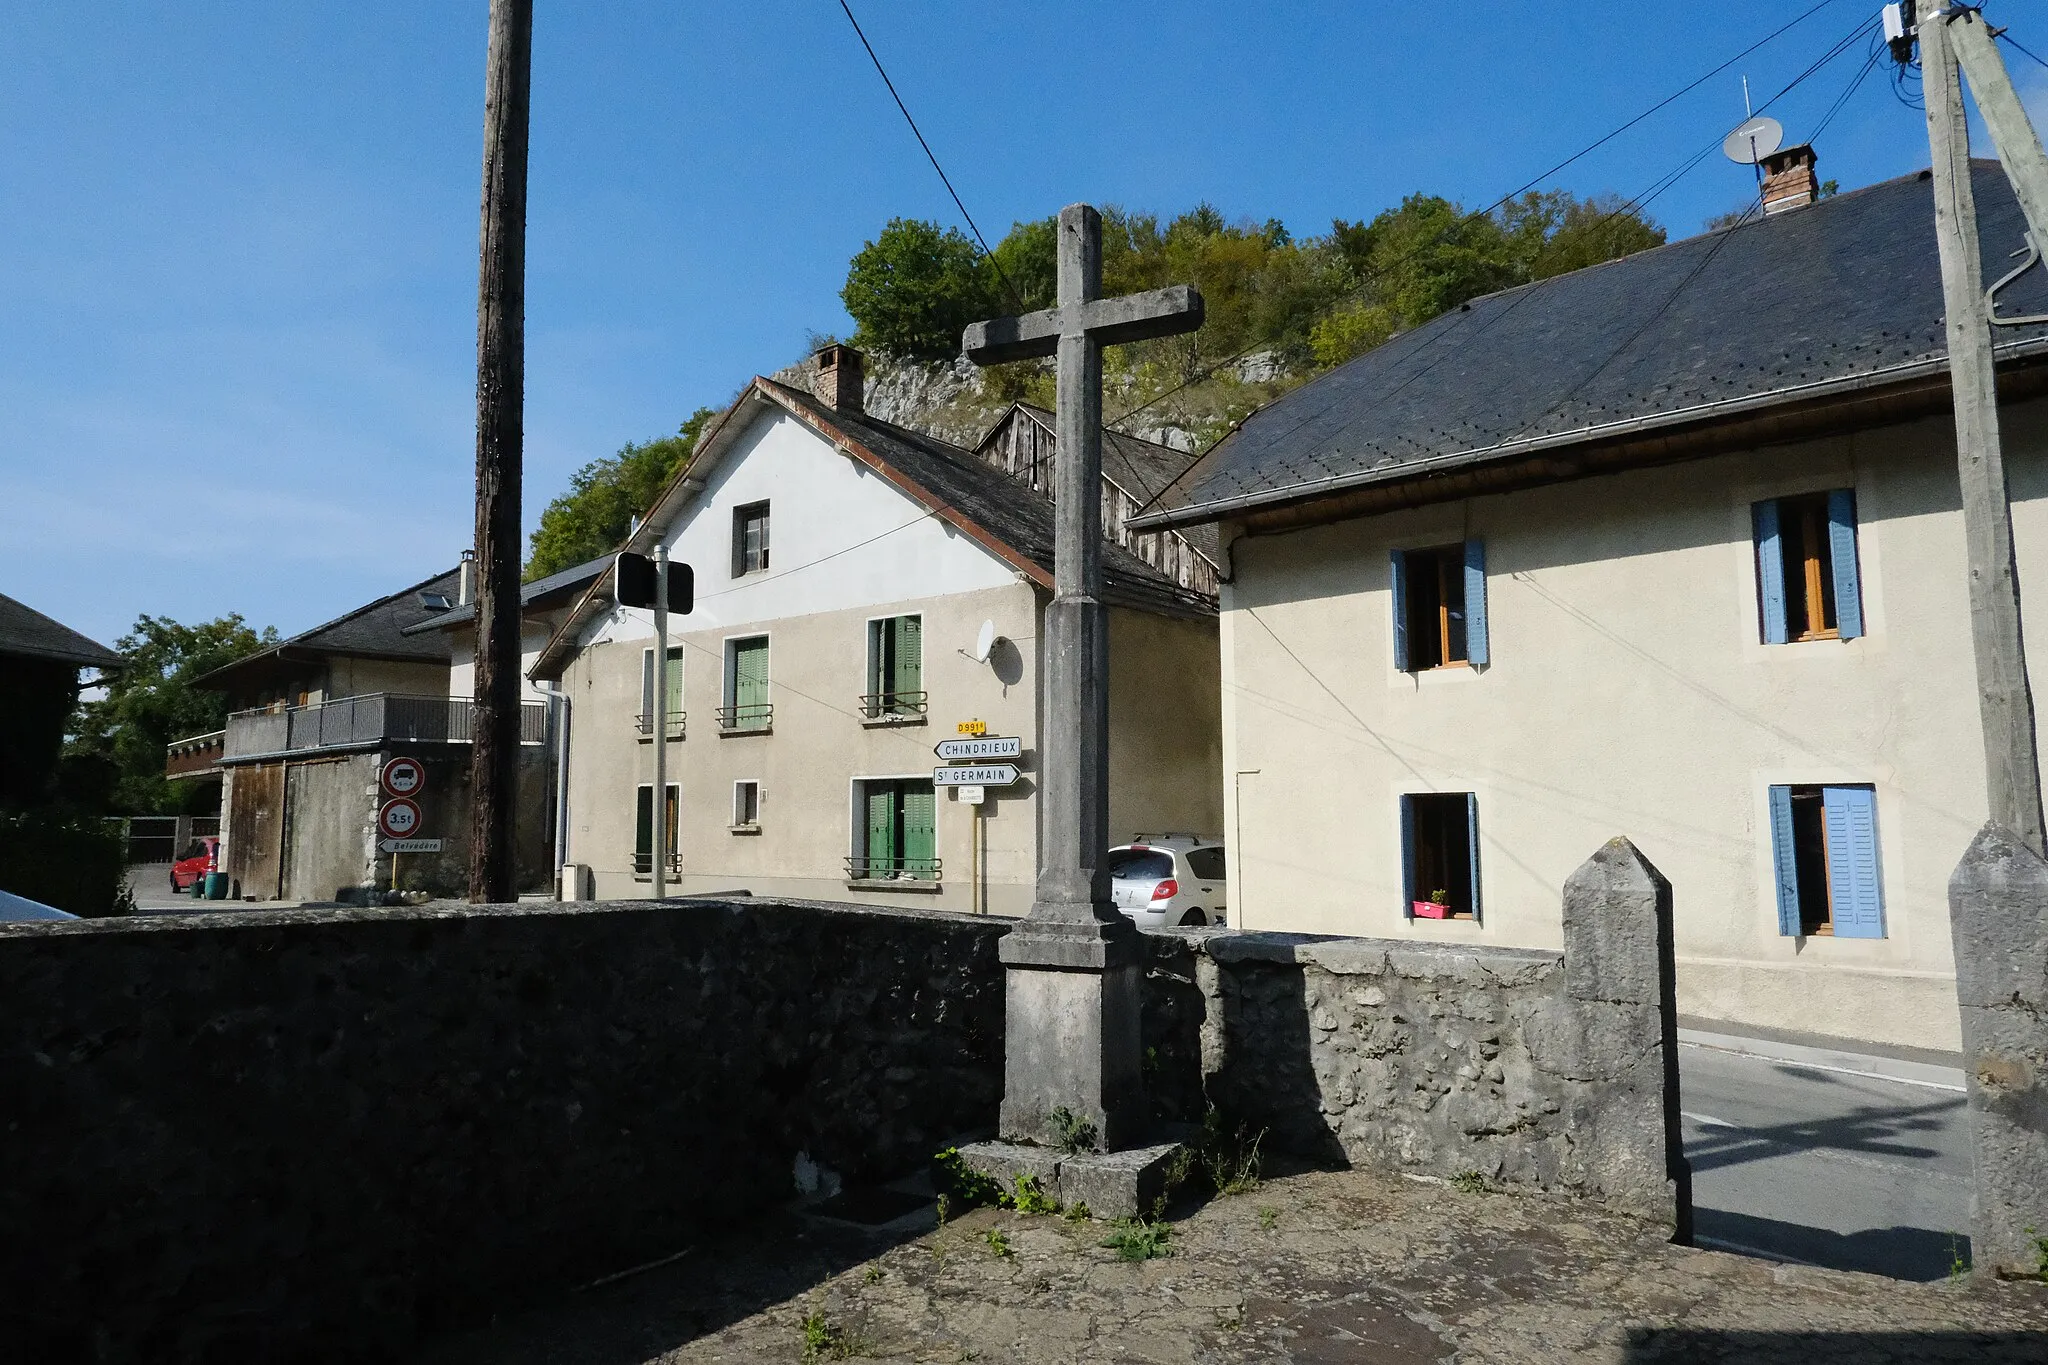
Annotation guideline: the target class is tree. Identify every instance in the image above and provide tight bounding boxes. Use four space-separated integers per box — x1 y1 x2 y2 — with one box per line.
68 614 277 816
525 407 718 581
841 218 1002 361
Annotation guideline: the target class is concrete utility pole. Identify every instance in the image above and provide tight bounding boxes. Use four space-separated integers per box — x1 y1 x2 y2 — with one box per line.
964 205 1202 1150
651 542 670 899
468 0 533 903
1919 2 2048 856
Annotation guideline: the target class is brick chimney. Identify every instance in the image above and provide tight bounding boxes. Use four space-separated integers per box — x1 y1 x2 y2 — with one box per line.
1760 144 1819 216
812 344 865 415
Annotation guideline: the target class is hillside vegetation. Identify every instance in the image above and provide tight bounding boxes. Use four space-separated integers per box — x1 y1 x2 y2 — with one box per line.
527 190 1664 578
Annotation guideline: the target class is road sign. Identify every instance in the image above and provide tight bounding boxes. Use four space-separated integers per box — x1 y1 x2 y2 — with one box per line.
379 838 443 853
378 798 423 840
956 719 987 735
933 764 1018 787
935 735 1022 761
380 756 426 798
614 551 694 613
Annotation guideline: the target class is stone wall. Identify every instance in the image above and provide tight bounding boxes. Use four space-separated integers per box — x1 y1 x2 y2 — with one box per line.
0 898 1006 1362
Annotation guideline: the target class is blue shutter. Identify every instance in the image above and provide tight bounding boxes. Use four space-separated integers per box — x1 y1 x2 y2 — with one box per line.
1463 540 1489 667
1767 785 1801 936
1399 795 1417 916
1465 792 1482 921
1754 500 1788 645
1827 489 1864 640
1390 550 1410 672
1823 785 1886 938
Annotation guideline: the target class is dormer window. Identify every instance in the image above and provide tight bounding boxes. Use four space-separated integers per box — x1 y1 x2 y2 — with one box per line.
418 591 454 612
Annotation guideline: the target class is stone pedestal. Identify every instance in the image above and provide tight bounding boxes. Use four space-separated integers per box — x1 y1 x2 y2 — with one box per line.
996 919 1147 1152
960 1138 1183 1221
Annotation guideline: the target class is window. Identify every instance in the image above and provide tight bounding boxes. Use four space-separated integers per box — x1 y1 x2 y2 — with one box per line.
1392 541 1488 671
864 615 925 718
732 501 770 577
1755 491 1863 643
1106 848 1174 881
720 636 771 731
1185 847 1227 882
851 779 937 880
733 780 760 829
634 782 679 876
1400 792 1480 920
1767 784 1884 937
638 646 684 738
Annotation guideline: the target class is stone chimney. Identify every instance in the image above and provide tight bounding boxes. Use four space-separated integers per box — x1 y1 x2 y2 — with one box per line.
458 549 476 606
812 344 865 415
1760 144 1819 216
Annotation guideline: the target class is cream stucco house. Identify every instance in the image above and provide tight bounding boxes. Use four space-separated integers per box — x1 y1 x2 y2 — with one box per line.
1129 155 2048 1051
531 346 1222 915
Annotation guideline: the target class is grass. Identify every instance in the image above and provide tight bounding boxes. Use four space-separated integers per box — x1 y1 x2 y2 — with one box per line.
800 1311 869 1361
1101 1216 1173 1262
1062 1201 1092 1222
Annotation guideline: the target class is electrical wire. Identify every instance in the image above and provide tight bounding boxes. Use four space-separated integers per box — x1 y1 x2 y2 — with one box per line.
836 0 1023 311
1998 32 2048 73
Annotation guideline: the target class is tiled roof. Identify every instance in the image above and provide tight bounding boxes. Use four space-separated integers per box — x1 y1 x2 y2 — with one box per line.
198 567 464 689
1006 403 1224 567
399 554 609 636
0 594 121 669
1134 162 2048 529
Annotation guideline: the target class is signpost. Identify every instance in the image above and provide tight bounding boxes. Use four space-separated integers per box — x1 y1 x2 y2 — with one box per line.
378 798 424 840
935 735 1022 762
380 756 426 798
933 764 1019 788
380 838 443 853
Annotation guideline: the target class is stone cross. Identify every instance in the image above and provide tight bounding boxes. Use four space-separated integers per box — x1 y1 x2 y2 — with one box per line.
964 204 1204 1150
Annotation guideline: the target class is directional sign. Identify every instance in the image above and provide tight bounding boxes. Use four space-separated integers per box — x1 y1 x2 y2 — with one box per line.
380 756 426 798
933 764 1018 787
377 798 424 840
379 837 443 853
934 735 1022 761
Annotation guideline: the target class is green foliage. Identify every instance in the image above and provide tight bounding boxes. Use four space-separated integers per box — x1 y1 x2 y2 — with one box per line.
67 614 276 817
982 1226 1013 1258
1062 1201 1092 1223
932 1147 1007 1216
1048 1106 1099 1155
0 810 127 916
800 1310 868 1361
1101 1216 1172 1261
525 407 717 582
1192 1110 1265 1197
1948 1234 1970 1282
842 218 1004 361
1449 1170 1493 1194
1257 1205 1279 1231
1010 1172 1059 1215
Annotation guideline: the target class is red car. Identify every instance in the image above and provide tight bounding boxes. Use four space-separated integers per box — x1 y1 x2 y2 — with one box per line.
170 837 219 892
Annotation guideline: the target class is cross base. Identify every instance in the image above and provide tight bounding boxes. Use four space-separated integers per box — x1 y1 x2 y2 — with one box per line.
997 918 1148 1152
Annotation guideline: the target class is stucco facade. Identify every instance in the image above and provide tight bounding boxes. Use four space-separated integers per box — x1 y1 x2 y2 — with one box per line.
1218 402 2048 1051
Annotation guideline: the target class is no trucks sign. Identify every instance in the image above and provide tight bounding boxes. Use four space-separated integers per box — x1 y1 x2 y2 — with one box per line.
380 756 426 798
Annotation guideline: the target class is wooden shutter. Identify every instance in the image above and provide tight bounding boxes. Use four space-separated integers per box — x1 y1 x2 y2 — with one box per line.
1754 500 1789 644
866 784 896 874
1822 785 1885 938
1465 792 1483 921
903 782 936 875
641 648 655 722
894 616 922 695
1463 540 1489 667
665 647 684 719
635 784 653 872
1390 550 1410 672
1399 794 1417 915
1766 784 1801 936
734 638 768 711
1827 489 1864 640
664 784 679 862
867 619 886 697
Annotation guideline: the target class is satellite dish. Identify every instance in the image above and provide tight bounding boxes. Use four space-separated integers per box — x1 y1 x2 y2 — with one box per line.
972 620 997 663
1722 116 1784 166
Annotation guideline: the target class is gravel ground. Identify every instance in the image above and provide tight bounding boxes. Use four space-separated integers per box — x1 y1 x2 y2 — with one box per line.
415 1163 2048 1364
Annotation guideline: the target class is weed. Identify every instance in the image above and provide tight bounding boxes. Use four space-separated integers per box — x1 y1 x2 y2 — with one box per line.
1258 1205 1279 1231
800 1310 868 1361
1049 1106 1099 1155
1011 1172 1059 1215
2028 1226 2048 1278
1102 1216 1173 1261
1948 1235 1970 1282
984 1227 1013 1258
863 1264 884 1285
1449 1170 1492 1194
934 1193 951 1225
1063 1201 1092 1222
1183 1108 1265 1198
932 1148 1007 1214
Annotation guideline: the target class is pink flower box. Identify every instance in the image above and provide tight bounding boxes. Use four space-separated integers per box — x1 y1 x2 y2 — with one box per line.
1412 900 1448 919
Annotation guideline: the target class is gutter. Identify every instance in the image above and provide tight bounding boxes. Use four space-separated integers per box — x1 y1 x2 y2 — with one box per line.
1126 336 2048 533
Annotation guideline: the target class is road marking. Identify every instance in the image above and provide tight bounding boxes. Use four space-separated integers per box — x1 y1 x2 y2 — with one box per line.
1679 1041 1966 1093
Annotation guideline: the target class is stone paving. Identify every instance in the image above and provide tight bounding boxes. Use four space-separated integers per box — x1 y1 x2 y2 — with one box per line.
415 1164 2048 1364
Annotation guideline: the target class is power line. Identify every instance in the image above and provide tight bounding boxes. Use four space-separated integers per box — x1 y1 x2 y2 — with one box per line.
1998 32 2048 74
836 0 1023 311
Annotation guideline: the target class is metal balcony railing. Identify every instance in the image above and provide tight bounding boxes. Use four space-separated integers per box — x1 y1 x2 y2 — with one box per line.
844 855 942 882
858 690 928 720
715 702 773 733
223 693 547 761
635 712 686 740
632 851 682 877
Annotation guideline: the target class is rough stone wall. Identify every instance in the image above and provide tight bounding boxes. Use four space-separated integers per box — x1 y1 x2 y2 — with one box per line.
0 898 1006 1363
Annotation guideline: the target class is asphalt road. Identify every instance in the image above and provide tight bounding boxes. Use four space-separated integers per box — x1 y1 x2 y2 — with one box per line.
1678 1040 1972 1281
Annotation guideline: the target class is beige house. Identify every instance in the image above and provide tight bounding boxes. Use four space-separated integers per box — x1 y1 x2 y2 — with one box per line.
1130 156 2048 1051
532 347 1222 915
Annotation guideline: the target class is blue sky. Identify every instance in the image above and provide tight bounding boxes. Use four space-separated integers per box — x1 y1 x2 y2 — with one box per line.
1 1 2035 647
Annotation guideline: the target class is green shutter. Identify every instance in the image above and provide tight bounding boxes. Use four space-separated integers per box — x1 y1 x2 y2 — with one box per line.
641 649 655 723
665 646 684 720
868 619 887 698
732 637 768 725
903 782 936 876
866 784 896 876
893 616 922 695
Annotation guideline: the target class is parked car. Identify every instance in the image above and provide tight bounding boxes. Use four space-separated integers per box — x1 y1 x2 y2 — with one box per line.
1107 835 1227 929
170 837 219 892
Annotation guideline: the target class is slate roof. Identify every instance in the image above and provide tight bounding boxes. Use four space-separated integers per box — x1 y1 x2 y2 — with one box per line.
764 381 1215 621
199 566 465 690
1133 162 2048 530
399 554 610 636
0 593 121 669
1005 403 1225 567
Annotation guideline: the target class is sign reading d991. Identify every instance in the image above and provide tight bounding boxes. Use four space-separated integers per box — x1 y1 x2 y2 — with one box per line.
378 798 423 840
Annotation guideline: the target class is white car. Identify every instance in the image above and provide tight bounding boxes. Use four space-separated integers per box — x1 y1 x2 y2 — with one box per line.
1107 836 1228 929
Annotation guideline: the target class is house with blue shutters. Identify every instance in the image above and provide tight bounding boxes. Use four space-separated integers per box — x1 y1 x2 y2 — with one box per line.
1129 150 2048 1050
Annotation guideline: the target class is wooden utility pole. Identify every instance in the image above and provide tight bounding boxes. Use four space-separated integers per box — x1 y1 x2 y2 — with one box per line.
1920 3 2048 856
468 0 533 903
